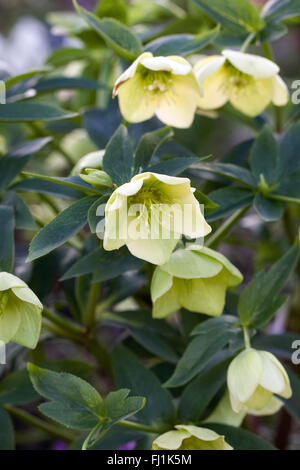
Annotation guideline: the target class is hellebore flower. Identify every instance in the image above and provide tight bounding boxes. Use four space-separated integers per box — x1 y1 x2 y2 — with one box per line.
151 245 242 318
0 272 43 349
152 425 233 450
194 49 289 117
227 348 292 415
113 52 201 128
103 173 211 265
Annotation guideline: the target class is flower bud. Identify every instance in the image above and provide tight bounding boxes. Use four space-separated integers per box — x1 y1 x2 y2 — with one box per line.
80 169 113 189
227 348 291 415
0 272 43 349
152 425 232 450
71 150 105 176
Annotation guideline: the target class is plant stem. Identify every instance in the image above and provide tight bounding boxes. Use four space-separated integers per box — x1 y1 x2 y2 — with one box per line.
43 307 85 337
84 282 101 328
4 405 76 443
21 171 101 196
205 206 250 249
117 420 161 434
243 326 251 349
241 32 257 53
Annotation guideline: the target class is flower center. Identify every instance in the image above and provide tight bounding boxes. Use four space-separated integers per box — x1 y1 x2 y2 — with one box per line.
128 187 164 210
0 291 9 317
224 62 253 88
139 67 173 95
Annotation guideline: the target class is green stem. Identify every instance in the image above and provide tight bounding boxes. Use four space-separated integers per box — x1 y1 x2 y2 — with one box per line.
205 206 250 249
268 193 300 205
243 326 251 349
117 420 162 434
4 405 76 443
20 171 101 196
84 282 101 328
240 32 257 53
43 307 85 337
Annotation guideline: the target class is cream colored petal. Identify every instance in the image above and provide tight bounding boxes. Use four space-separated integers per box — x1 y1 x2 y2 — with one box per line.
12 286 43 309
103 194 128 251
272 75 289 106
258 351 286 394
152 284 180 319
113 52 153 96
0 295 21 343
229 77 273 117
176 425 233 450
223 49 279 79
177 425 220 442
150 172 190 186
0 272 26 291
159 248 222 279
152 430 190 450
151 267 173 302
259 351 292 398
245 385 273 410
204 390 246 427
196 65 229 110
194 55 226 84
155 73 199 128
140 55 191 75
126 236 178 265
174 274 226 316
12 300 42 349
227 349 263 404
117 72 158 123
247 396 283 416
116 178 145 197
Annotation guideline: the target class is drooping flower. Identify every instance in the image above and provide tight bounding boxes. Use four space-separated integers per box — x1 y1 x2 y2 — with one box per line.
152 425 233 450
194 49 289 117
151 245 242 317
103 173 211 265
227 348 292 415
113 52 201 128
0 272 43 349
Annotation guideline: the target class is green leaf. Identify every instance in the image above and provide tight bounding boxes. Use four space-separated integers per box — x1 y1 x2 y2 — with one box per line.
73 0 143 61
178 358 231 422
28 363 104 430
147 156 199 176
249 126 279 185
253 193 284 221
284 367 300 423
34 77 106 94
0 103 78 122
95 0 128 23
102 389 145 432
164 316 237 388
5 68 50 89
278 121 300 178
103 125 134 185
192 161 257 187
27 196 98 262
205 423 276 450
0 408 15 450
112 346 175 426
0 370 39 405
0 205 15 272
262 0 300 23
238 241 300 328
134 126 174 172
252 332 300 360
145 27 219 56
12 177 86 200
0 137 52 191
87 194 110 234
207 187 253 221
191 0 263 34
46 47 89 66
3 192 37 230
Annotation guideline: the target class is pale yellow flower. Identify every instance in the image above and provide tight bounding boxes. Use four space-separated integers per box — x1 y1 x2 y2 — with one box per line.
227 348 291 415
113 52 201 128
151 245 242 317
152 425 233 450
103 173 211 265
0 272 43 349
194 49 289 117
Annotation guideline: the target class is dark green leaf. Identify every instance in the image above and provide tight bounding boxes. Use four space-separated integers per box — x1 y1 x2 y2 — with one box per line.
34 77 106 93
278 121 300 178
145 28 219 56
134 126 173 172
12 178 85 200
103 124 134 185
0 370 39 405
27 196 98 262
102 389 145 432
252 333 300 360
249 126 279 185
46 47 90 66
0 103 77 122
284 367 300 423
205 423 276 450
113 346 175 426
207 186 253 221
3 192 37 230
87 194 110 234
74 0 143 61
0 137 51 191
5 68 50 89
191 0 262 34
0 205 15 272
192 161 256 187
0 408 15 450
28 363 103 430
262 0 300 23
147 157 199 176
253 193 284 221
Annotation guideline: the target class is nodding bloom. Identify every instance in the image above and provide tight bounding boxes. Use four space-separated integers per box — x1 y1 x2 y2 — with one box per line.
151 245 242 318
103 173 211 266
0 272 43 349
152 425 233 450
194 49 289 117
113 52 201 128
227 348 292 415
